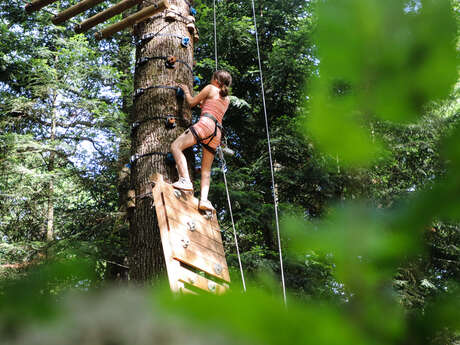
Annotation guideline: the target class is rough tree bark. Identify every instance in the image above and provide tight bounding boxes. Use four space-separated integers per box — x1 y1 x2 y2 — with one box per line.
129 0 195 281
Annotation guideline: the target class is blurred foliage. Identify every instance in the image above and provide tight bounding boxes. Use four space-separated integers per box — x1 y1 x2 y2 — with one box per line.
0 0 459 344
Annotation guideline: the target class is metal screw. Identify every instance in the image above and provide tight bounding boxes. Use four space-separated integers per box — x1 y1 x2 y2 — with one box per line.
174 190 182 198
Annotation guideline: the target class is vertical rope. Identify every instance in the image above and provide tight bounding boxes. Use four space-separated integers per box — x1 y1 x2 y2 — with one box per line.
218 149 247 292
250 0 287 306
212 0 246 291
213 0 218 70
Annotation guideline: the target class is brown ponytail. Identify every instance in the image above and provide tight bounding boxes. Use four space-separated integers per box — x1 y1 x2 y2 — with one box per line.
212 70 232 98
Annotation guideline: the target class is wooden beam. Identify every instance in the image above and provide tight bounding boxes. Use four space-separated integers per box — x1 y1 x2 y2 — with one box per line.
75 0 142 34
95 0 169 40
52 0 105 25
25 0 59 13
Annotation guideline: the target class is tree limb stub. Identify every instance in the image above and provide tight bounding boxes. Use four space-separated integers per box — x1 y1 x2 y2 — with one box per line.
25 0 58 13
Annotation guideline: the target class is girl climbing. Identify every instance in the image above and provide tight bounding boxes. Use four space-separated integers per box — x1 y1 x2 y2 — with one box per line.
171 70 232 212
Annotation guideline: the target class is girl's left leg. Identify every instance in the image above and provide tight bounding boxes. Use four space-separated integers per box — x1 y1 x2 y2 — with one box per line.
199 147 215 206
171 129 196 181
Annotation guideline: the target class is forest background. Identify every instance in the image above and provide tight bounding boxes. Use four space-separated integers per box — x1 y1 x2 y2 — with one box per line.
0 0 459 344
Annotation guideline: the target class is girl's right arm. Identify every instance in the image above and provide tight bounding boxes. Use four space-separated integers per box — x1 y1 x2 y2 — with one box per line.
179 84 212 108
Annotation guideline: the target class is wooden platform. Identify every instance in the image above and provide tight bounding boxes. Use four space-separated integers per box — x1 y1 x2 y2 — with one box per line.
151 173 230 294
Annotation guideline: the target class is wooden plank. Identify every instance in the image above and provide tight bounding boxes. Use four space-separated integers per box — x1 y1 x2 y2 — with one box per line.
152 174 182 292
75 0 142 34
25 0 58 13
165 203 221 242
160 178 220 230
160 187 219 230
169 217 225 257
95 0 170 40
171 232 230 282
52 0 105 25
169 230 226 264
180 286 198 295
177 265 227 295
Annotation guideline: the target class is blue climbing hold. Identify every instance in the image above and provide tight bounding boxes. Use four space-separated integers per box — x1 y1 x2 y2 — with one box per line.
181 37 190 47
193 76 201 86
190 7 197 16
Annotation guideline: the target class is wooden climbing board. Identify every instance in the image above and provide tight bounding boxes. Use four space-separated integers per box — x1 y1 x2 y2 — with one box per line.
150 173 230 294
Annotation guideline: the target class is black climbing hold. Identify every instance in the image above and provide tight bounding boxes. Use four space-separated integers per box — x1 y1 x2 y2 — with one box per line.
165 152 176 166
176 87 185 98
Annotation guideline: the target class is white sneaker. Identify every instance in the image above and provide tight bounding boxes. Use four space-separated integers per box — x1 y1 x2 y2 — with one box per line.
172 177 193 191
198 199 214 211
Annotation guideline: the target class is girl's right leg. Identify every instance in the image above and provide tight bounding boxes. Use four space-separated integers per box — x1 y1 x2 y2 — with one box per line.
171 129 197 181
199 147 215 210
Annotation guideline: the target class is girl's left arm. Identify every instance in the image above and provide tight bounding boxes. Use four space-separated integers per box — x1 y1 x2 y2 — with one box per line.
179 84 212 108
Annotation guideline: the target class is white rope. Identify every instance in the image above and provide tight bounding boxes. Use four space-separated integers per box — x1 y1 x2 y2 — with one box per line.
212 0 246 292
218 149 247 292
213 0 218 70
250 0 287 306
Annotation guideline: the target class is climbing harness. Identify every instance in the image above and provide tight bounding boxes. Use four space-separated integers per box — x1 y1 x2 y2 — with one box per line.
251 0 287 306
189 113 223 155
136 56 194 74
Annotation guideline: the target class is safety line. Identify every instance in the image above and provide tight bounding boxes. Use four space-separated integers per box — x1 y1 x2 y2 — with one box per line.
217 148 247 292
213 0 218 70
251 0 287 306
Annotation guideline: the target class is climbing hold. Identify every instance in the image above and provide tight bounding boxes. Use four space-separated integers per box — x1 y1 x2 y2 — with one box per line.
204 211 212 220
193 76 201 86
187 221 196 232
190 6 197 16
165 56 177 69
165 116 177 129
181 238 190 249
176 87 185 98
174 189 182 199
208 281 217 292
214 263 223 275
181 36 190 48
165 152 176 166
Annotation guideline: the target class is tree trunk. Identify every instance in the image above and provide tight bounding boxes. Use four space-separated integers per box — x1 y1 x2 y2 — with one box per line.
129 0 195 282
